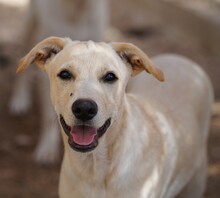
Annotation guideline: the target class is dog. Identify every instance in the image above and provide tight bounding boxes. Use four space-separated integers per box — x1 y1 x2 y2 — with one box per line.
9 0 109 163
16 37 213 198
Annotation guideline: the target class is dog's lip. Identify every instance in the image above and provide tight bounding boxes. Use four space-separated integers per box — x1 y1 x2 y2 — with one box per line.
60 115 71 135
59 115 111 152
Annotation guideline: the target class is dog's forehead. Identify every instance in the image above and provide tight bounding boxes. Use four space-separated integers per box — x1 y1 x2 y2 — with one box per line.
64 41 115 59
67 41 109 54
52 41 121 68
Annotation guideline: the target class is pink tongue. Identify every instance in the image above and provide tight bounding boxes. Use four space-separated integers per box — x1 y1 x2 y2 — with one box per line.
70 126 97 146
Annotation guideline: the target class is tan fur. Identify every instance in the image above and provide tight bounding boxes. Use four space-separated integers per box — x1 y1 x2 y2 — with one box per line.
17 37 213 198
111 42 164 81
17 37 68 74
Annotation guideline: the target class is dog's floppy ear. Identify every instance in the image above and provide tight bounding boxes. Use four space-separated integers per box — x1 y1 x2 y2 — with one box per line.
111 42 164 81
16 37 69 74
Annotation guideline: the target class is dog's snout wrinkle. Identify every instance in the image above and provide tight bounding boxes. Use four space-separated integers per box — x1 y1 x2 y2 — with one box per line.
72 99 98 121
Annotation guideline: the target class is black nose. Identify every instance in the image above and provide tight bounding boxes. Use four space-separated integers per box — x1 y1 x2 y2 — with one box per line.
72 99 98 121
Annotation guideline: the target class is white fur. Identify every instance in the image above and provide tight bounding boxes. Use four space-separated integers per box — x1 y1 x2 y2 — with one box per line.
155 112 177 198
141 168 159 198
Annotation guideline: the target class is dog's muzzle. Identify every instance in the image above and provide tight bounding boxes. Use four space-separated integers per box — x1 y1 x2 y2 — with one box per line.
60 115 111 153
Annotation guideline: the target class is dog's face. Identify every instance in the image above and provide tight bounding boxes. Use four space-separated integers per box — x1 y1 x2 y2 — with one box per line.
17 37 164 153
47 41 130 152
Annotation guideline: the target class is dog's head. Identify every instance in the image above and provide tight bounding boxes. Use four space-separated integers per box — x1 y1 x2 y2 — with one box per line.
17 37 164 153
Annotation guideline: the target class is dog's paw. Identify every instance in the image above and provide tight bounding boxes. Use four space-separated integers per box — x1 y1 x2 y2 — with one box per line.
34 127 61 164
34 144 60 165
9 91 32 115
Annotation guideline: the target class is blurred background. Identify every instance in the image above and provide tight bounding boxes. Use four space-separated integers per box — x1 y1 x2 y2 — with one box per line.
0 0 219 197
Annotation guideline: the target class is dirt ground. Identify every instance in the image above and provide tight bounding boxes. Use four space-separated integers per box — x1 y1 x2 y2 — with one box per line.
0 2 220 198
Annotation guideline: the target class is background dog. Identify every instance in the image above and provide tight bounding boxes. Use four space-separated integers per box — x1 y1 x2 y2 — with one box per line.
17 36 213 197
9 0 109 164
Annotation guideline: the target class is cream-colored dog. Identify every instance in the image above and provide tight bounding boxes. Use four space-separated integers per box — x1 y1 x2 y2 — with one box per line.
17 37 213 198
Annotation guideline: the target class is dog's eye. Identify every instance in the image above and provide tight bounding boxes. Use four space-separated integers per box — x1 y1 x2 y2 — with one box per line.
102 72 118 83
58 70 72 80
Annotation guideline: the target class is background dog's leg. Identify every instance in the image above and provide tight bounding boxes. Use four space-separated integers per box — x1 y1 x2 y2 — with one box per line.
9 1 37 115
34 120 61 164
9 71 33 114
34 73 61 164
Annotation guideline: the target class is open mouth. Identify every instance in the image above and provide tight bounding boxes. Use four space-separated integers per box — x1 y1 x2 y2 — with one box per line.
60 115 111 153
